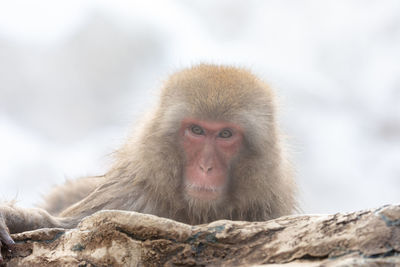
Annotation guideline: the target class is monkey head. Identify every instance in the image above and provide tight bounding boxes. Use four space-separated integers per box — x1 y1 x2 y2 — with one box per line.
113 64 294 223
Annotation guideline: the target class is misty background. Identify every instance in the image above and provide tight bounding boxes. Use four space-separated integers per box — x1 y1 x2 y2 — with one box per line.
0 0 399 214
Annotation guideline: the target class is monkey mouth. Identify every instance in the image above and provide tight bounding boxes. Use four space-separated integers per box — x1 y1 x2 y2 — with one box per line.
184 183 223 201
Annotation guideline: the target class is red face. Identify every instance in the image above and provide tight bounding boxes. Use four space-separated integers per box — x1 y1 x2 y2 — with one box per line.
180 118 243 201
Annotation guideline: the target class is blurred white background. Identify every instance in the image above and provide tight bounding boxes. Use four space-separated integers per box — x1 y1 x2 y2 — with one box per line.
0 0 399 214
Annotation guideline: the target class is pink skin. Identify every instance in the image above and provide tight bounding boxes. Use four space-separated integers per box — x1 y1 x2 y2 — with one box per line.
180 118 243 201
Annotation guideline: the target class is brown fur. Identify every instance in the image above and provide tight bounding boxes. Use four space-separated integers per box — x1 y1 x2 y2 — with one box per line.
39 176 105 215
0 64 297 244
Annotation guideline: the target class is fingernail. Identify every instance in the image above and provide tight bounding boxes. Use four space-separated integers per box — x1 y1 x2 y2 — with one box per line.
5 236 15 246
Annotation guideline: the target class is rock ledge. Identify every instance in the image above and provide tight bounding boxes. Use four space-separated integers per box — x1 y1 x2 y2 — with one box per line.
4 205 400 266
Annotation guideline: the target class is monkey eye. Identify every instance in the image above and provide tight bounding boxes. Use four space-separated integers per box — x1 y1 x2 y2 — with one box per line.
219 129 233 138
191 125 205 135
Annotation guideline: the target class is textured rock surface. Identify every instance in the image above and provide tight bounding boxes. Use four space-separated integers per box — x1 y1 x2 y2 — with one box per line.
2 205 400 266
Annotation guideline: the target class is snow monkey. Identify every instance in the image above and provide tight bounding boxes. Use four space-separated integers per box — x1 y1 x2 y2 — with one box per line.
0 64 297 259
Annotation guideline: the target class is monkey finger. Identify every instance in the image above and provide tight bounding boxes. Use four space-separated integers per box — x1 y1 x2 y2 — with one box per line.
0 241 3 264
0 228 14 247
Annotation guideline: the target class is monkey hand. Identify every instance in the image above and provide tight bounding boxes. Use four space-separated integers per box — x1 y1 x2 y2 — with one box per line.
0 212 15 264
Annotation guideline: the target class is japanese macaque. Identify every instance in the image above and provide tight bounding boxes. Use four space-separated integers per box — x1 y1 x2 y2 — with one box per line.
0 64 297 260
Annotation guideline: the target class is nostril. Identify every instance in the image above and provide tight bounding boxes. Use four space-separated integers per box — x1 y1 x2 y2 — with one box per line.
200 165 213 173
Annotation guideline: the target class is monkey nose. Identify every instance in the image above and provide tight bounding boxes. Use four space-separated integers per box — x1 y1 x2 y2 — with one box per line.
200 165 213 173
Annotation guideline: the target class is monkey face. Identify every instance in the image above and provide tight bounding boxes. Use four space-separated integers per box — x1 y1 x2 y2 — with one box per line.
180 118 243 202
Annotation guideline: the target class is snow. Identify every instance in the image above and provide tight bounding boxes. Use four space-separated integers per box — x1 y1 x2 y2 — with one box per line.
0 0 399 213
